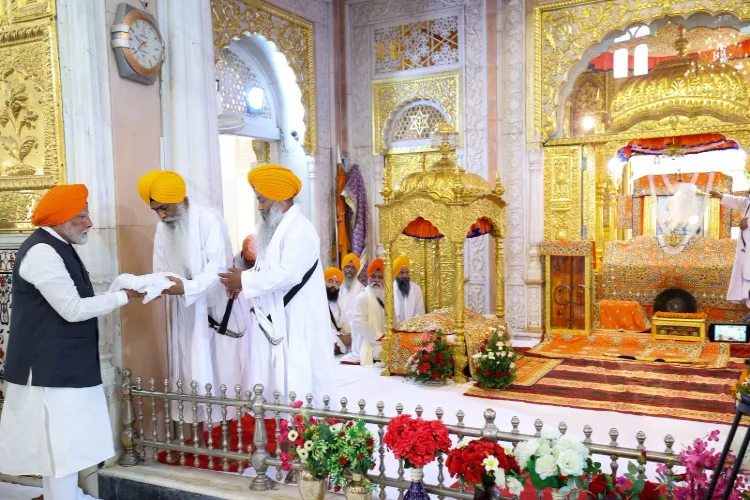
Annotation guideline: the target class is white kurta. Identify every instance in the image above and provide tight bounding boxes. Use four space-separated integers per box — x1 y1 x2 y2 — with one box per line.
393 280 425 327
240 205 336 408
352 287 384 365
339 280 364 362
0 227 122 478
720 194 750 306
153 203 250 421
329 300 348 352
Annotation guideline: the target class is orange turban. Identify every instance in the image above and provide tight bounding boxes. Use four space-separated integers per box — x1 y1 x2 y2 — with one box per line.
137 171 186 205
242 235 256 262
341 253 361 272
392 255 410 277
324 267 344 284
247 164 301 202
32 184 89 227
367 258 384 277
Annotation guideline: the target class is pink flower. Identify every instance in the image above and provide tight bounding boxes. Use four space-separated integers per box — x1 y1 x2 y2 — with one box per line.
292 400 304 408
708 429 720 442
420 332 431 342
425 342 435 353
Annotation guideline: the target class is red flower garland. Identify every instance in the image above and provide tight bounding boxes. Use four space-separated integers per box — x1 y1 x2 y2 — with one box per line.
383 415 452 469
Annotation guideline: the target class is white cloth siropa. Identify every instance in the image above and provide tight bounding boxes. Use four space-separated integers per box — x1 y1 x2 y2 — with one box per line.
108 272 179 303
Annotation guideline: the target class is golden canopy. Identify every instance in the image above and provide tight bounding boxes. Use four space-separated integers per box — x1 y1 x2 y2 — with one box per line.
378 122 506 382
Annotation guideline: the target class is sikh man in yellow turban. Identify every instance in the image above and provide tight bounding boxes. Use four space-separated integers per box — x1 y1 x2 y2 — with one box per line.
339 253 366 364
392 255 425 328
324 267 351 355
219 164 336 409
0 185 143 500
138 170 250 427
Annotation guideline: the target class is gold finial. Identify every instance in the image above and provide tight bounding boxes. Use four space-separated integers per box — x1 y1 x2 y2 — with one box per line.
493 170 505 196
430 121 459 170
674 25 688 58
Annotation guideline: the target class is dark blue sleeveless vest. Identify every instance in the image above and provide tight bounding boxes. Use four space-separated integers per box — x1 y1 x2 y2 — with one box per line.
4 229 101 388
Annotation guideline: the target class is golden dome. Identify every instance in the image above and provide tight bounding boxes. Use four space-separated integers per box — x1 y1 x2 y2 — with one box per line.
611 27 750 131
393 123 492 202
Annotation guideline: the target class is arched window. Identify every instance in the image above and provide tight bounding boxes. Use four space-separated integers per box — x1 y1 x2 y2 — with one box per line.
634 43 648 76
614 48 629 79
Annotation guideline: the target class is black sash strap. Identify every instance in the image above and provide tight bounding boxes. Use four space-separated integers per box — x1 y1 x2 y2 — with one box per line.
251 259 320 326
329 307 342 332
377 297 385 309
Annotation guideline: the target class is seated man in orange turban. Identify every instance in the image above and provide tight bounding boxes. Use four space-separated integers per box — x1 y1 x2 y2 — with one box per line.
219 164 336 408
339 253 365 363
351 259 386 367
138 170 249 427
392 255 425 327
324 267 351 355
0 185 143 500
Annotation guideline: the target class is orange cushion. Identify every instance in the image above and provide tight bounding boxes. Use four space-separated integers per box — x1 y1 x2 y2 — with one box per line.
599 300 650 332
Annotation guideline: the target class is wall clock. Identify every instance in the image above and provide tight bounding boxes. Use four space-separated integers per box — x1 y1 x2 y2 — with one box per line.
110 3 165 85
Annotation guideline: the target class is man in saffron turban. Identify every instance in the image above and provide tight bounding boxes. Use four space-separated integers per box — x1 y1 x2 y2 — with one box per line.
339 253 365 364
392 255 425 328
219 164 335 408
0 185 143 500
324 267 351 355
351 259 386 366
139 170 249 426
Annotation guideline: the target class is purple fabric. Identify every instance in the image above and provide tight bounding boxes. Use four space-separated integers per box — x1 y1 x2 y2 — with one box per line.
344 164 368 257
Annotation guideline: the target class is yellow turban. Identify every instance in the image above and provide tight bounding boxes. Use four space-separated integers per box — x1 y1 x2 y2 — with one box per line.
32 184 89 227
392 255 410 277
247 164 301 202
324 267 344 284
137 171 186 205
341 253 361 273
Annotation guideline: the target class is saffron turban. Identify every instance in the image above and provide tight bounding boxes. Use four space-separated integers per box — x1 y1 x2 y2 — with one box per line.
242 235 256 262
392 255 410 277
367 258 384 277
32 184 89 227
324 267 344 284
247 164 301 202
137 171 186 205
341 253 361 272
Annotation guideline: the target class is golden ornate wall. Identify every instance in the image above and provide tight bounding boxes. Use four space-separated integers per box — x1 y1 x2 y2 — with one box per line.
0 0 64 232
211 0 316 154
543 145 582 241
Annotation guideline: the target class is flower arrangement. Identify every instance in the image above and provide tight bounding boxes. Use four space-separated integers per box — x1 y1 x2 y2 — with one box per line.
320 419 376 492
472 327 518 389
405 331 455 383
446 439 525 495
568 459 664 499
383 414 452 469
280 407 330 479
514 430 594 491
729 369 750 406
652 312 707 320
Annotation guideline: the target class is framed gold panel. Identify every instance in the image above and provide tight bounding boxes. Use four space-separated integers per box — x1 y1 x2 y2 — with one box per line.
211 0 317 154
543 145 582 241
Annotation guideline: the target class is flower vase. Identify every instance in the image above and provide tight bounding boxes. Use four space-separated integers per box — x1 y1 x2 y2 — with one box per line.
297 470 325 500
345 472 372 500
403 467 430 500
550 488 567 500
472 483 499 500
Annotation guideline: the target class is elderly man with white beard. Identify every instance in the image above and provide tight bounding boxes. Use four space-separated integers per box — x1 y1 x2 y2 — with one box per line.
339 253 366 364
352 259 386 366
138 170 249 427
219 164 336 409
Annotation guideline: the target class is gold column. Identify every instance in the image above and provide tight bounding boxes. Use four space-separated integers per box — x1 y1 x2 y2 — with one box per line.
424 240 436 312
380 245 394 376
595 181 606 263
451 241 467 383
607 183 617 243
421 239 428 305
643 196 656 236
495 237 505 318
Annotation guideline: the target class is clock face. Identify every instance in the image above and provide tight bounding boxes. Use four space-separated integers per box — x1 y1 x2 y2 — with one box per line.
129 18 163 70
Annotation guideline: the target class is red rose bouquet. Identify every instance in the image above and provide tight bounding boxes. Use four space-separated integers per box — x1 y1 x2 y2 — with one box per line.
446 439 525 496
472 328 517 389
405 331 455 383
383 415 451 469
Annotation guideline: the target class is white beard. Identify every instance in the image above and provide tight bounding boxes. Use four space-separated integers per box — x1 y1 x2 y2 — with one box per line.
161 204 192 279
343 275 357 290
255 203 285 260
370 283 384 300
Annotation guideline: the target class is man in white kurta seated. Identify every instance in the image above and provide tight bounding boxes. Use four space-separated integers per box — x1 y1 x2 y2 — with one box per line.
392 255 425 328
139 170 248 424
325 267 351 354
339 253 365 363
352 259 386 366
711 190 750 308
219 164 336 408
0 185 143 500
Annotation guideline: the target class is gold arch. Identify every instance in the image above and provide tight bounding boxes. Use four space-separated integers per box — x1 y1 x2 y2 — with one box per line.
211 0 316 154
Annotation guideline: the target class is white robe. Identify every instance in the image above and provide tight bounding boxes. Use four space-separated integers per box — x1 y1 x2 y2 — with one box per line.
329 299 348 353
240 205 336 408
352 286 384 366
393 280 425 327
720 194 750 306
153 203 250 422
339 280 365 362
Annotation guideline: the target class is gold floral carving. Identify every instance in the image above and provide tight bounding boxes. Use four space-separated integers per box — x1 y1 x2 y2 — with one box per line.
211 0 317 154
0 6 65 232
372 72 461 155
543 145 581 240
531 0 750 141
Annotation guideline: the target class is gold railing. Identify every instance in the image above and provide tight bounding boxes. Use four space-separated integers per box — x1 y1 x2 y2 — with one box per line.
119 369 680 498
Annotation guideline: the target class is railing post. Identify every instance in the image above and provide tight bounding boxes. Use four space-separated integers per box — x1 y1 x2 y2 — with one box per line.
482 409 498 442
250 384 272 491
119 369 141 466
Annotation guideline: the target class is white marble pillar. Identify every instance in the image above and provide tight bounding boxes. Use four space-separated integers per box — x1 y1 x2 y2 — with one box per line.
527 149 544 281
157 0 223 211
57 0 122 454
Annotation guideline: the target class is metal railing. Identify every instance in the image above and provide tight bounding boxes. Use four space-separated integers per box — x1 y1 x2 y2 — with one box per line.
119 369 681 499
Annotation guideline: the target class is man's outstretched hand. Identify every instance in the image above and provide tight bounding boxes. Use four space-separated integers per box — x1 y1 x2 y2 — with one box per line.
219 268 243 294
162 276 185 296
